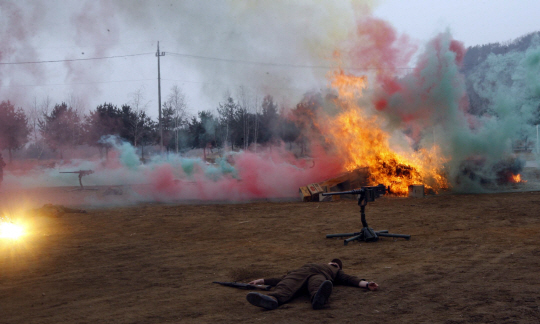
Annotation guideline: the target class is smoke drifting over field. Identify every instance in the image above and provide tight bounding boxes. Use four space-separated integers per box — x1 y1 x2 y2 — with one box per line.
3 136 343 205
1 1 538 205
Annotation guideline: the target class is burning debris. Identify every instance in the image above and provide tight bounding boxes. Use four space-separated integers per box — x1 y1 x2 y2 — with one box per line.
493 158 527 185
316 70 450 196
300 167 431 202
300 153 528 202
456 156 526 186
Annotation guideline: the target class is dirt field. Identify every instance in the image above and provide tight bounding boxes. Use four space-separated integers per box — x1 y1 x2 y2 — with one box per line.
1 190 540 323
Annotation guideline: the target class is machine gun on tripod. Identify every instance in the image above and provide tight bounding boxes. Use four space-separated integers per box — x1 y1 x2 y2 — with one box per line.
323 184 411 245
59 170 95 191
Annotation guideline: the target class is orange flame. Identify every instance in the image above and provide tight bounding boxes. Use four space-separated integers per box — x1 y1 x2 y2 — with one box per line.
324 70 448 195
511 174 526 183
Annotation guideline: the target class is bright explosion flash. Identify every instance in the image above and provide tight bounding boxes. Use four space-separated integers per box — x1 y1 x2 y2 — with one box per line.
0 222 25 240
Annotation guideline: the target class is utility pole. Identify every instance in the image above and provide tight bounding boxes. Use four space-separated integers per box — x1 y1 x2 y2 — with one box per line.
156 41 165 152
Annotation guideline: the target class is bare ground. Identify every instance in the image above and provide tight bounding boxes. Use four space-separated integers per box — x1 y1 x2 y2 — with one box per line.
1 190 540 323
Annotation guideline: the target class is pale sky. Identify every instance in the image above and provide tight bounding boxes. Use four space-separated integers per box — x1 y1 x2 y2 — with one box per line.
1 0 539 120
373 0 540 47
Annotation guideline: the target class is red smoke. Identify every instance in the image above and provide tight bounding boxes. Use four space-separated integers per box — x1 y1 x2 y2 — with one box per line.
129 147 344 202
363 31 468 142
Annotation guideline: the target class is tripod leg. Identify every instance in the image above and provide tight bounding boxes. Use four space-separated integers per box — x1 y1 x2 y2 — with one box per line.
344 234 362 246
326 232 360 238
377 233 411 240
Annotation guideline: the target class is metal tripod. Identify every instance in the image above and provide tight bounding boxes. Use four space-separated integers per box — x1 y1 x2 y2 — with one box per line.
60 170 97 191
323 185 411 245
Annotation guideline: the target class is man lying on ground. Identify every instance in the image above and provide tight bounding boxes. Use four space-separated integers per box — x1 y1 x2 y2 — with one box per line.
246 258 378 310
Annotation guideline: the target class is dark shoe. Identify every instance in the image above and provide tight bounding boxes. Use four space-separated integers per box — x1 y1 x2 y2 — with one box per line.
312 280 333 310
246 292 278 310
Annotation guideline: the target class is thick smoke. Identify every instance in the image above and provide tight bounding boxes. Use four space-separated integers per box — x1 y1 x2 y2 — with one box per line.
1 1 538 207
0 1 47 103
0 0 127 111
108 0 376 108
451 36 540 190
306 18 536 192
2 135 343 206
1 0 379 118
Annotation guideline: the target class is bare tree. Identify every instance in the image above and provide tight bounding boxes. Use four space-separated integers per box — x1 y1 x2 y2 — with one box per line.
236 86 251 150
164 85 188 153
252 95 260 152
28 96 41 144
41 95 52 117
217 91 236 150
27 95 53 159
66 93 87 147
39 102 82 160
128 87 151 147
25 95 53 159
66 92 87 117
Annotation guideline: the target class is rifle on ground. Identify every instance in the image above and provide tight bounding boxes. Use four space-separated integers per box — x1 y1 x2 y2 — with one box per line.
213 281 272 291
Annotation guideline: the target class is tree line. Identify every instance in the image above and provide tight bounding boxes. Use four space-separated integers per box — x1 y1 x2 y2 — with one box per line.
0 86 321 163
463 31 540 119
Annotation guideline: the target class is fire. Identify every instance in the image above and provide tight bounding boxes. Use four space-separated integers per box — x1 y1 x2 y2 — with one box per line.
0 221 24 240
511 174 526 183
325 70 448 195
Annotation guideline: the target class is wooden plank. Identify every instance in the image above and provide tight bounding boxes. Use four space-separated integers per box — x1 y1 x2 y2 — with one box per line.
299 186 312 202
307 183 323 202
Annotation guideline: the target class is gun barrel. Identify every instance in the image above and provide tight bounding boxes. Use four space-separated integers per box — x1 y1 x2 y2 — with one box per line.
322 189 363 196
322 184 389 197
213 281 271 291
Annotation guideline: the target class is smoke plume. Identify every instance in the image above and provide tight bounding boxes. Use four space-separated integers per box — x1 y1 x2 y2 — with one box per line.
1 1 538 207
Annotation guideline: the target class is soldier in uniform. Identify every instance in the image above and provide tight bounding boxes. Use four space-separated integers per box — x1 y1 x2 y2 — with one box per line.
246 258 378 310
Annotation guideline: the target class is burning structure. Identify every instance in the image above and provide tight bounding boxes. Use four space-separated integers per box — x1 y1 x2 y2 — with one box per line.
0 4 536 206
294 24 537 199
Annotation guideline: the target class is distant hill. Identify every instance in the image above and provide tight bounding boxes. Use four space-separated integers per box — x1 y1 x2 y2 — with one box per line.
463 31 540 120
464 31 540 68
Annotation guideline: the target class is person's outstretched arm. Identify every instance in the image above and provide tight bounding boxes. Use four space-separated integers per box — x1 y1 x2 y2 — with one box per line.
249 276 285 286
359 280 379 291
335 271 379 291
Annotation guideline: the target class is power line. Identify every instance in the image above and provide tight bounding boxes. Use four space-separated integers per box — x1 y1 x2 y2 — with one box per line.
161 78 313 92
167 51 332 69
0 78 156 88
35 40 155 51
0 76 318 92
0 48 427 71
0 53 153 65
0 45 474 71
167 51 416 70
